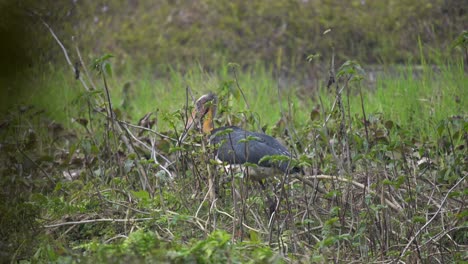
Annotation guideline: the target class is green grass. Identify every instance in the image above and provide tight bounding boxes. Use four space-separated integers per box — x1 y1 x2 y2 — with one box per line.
370 62 466 132
1 64 82 126
7 57 466 140
106 62 304 131
315 60 467 140
2 58 466 263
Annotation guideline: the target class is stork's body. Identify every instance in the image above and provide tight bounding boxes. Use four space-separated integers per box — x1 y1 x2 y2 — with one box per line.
186 93 297 175
210 126 296 174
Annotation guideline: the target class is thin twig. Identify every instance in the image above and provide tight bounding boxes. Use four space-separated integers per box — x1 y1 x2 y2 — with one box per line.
149 138 174 179
118 120 178 142
178 86 196 144
117 121 153 193
120 122 173 168
232 66 250 111
320 84 347 131
215 208 266 234
45 218 154 228
398 175 466 259
195 182 214 227
293 174 403 212
73 37 97 90
38 16 90 92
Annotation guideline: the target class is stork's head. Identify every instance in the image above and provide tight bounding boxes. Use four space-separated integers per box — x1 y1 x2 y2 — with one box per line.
186 92 218 134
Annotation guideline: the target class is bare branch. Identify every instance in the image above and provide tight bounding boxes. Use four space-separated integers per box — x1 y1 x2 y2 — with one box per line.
293 174 403 212
399 175 466 259
45 218 154 228
39 17 91 92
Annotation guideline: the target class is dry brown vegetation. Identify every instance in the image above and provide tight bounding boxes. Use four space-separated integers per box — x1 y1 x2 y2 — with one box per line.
0 1 467 263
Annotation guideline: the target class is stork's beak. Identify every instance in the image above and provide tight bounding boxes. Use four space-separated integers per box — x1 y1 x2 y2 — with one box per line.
179 109 197 143
184 109 197 131
180 92 217 142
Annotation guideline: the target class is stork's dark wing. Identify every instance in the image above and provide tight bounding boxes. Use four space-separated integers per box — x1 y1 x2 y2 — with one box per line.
210 126 295 172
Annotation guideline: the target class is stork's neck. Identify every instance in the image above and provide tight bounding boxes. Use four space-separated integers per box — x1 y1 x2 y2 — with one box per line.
202 107 214 134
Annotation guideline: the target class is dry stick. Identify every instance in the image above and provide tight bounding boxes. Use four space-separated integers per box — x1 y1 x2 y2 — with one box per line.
232 66 250 111
94 111 169 188
215 208 266 234
398 175 466 260
209 196 218 230
118 120 180 143
151 139 168 212
247 206 268 233
100 195 151 215
100 71 125 181
40 19 90 92
45 209 208 232
195 183 215 233
178 87 193 144
328 49 340 175
44 216 205 231
320 84 347 130
45 218 154 228
400 148 422 259
73 37 97 91
202 138 216 213
293 174 403 212
117 121 153 193
335 70 346 170
343 75 353 173
150 140 173 178
358 86 370 146
359 86 370 190
72 37 97 134
120 123 173 176
420 226 467 249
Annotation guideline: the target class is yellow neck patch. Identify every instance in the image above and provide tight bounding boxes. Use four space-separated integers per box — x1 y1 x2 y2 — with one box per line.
202 108 214 134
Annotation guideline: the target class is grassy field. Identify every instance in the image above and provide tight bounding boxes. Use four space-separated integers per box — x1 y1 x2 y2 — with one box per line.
1 1 466 262
18 56 467 137
1 48 467 263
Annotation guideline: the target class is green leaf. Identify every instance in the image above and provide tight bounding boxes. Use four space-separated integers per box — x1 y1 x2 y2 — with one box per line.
450 30 468 49
412 216 426 224
238 135 261 143
249 230 260 243
132 190 150 200
104 62 113 77
124 159 134 173
306 53 321 62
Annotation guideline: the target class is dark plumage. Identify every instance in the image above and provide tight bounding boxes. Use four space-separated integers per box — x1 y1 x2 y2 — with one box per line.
186 92 299 175
210 126 298 173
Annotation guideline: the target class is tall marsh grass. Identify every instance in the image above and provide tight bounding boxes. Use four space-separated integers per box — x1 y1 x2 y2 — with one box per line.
8 58 466 139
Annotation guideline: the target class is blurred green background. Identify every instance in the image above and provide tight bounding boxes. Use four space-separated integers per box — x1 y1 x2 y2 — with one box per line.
0 0 465 116
2 0 466 67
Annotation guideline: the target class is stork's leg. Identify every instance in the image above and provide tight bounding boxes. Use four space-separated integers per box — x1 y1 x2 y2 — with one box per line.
258 180 277 218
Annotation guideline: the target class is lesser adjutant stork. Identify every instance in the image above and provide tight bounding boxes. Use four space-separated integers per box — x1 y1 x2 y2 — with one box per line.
185 92 299 178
